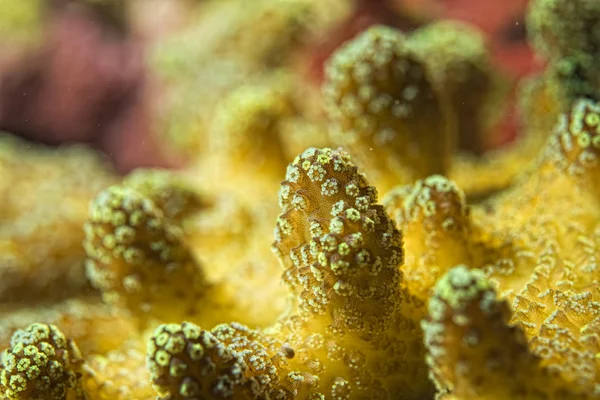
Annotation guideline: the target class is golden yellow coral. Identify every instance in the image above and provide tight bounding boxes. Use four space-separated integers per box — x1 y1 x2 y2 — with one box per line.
83 184 208 322
542 98 600 200
449 72 561 198
323 25 455 194
152 0 318 158
272 147 432 399
384 175 471 300
8 0 600 398
146 321 291 400
408 20 497 154
273 147 401 331
83 341 154 400
422 266 593 399
0 323 85 400
123 168 204 224
0 298 136 357
0 134 115 304
207 83 295 197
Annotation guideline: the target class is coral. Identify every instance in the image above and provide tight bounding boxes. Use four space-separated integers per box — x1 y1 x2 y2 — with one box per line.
0 323 85 400
272 147 401 331
323 25 455 194
0 134 116 304
272 147 432 399
541 98 600 200
83 341 154 400
449 73 559 197
206 83 295 198
147 322 294 400
83 184 208 322
5 0 600 399
408 20 497 154
422 266 592 399
122 168 204 224
383 175 471 300
151 0 318 158
528 0 600 103
0 298 136 356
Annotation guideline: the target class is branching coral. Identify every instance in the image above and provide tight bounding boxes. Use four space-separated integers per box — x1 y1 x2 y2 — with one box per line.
206 83 295 198
273 147 401 331
272 147 432 399
0 323 85 400
83 184 208 322
541 98 600 200
147 322 295 400
6 0 600 399
123 168 204 224
423 266 593 399
152 0 321 158
408 20 498 154
449 72 561 198
323 25 455 194
383 175 471 301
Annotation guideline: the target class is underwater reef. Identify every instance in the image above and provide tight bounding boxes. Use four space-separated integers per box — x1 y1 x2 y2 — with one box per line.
2 0 600 399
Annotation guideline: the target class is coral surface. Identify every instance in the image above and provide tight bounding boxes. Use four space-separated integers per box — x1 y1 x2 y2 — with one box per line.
2 0 600 399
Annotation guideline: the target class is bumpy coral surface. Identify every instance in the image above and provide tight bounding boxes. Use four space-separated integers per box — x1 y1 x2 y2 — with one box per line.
83 183 209 323
0 323 85 400
323 25 454 193
423 266 591 399
4 0 600 399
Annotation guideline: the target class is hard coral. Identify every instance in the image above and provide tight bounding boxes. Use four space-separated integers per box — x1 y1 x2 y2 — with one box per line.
383 175 471 301
542 98 600 200
408 20 498 154
0 323 85 400
423 266 591 399
207 83 295 197
83 184 208 322
6 0 600 399
147 322 293 400
273 147 401 332
323 25 454 193
123 168 204 224
272 147 431 399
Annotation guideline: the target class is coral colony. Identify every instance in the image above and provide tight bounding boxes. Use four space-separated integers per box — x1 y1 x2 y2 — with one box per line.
3 0 600 399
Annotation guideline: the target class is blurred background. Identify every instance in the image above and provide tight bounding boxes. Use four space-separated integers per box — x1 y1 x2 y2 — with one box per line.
0 0 539 174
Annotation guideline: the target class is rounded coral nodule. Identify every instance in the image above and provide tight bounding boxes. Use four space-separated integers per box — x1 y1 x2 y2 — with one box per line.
123 168 204 224
83 184 207 321
408 20 495 154
323 25 454 192
273 147 404 334
210 84 293 175
147 322 246 400
423 266 592 399
0 323 84 400
384 175 471 300
147 322 296 400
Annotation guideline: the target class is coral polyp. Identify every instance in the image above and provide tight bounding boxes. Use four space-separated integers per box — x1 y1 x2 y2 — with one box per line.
3 0 600 399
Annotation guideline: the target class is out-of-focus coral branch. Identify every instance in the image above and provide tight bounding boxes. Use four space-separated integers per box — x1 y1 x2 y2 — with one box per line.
323 25 455 194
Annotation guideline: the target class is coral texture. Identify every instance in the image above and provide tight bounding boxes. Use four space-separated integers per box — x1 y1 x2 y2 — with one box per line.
2 0 600 399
